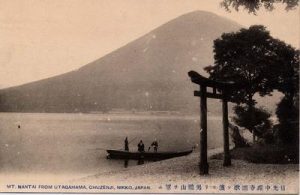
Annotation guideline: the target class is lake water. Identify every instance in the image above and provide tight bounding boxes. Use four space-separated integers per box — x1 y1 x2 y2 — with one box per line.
0 112 223 179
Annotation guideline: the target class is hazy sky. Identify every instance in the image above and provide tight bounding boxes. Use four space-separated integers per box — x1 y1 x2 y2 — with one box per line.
0 0 299 88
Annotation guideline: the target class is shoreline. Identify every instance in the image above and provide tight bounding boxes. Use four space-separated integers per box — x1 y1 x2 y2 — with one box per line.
0 147 298 193
74 147 299 193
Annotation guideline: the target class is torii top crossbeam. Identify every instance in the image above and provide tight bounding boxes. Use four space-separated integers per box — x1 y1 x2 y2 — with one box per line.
188 71 241 102
188 70 238 90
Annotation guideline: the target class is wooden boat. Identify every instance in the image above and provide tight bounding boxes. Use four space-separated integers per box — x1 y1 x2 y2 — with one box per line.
106 149 193 160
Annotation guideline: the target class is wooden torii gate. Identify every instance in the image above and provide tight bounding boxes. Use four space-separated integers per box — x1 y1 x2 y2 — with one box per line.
188 70 237 175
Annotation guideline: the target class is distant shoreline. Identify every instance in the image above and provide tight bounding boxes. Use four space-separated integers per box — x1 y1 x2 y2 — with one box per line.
0 111 224 118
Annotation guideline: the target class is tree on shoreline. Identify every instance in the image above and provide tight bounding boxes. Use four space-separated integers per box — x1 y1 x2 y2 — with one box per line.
205 25 299 143
232 105 272 141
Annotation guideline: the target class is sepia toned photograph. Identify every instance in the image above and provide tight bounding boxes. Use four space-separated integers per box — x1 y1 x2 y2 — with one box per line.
0 0 299 194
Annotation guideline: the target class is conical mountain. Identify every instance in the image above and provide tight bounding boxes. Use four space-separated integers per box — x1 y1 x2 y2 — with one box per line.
0 11 242 113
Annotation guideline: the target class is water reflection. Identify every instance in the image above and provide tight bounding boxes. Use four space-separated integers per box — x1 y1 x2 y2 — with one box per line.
137 158 144 165
123 158 145 168
124 159 129 168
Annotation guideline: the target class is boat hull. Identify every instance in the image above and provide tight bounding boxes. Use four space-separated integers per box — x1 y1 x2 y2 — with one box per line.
106 149 193 160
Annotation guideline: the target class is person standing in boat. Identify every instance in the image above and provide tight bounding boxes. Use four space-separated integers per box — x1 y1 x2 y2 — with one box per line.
149 139 158 152
124 137 129 151
137 140 145 152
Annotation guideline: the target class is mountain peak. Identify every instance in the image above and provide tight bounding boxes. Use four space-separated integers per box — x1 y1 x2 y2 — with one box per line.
179 10 219 17
169 10 242 29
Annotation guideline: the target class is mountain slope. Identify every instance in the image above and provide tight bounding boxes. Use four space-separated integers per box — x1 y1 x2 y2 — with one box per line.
0 11 242 113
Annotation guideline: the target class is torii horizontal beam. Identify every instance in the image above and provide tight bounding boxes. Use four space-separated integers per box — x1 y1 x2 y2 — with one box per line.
194 90 223 100
194 91 237 102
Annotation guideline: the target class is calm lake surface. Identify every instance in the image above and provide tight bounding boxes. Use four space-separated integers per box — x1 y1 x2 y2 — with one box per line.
0 112 223 177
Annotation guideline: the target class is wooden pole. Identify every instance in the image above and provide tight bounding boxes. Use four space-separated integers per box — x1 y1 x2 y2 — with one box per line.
199 85 209 174
222 97 231 166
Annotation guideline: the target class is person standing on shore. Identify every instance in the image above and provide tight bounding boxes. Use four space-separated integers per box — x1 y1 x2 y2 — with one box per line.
124 137 129 151
137 140 145 152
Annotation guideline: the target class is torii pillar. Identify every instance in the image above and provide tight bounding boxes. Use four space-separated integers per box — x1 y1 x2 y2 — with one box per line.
188 71 234 175
199 84 208 174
